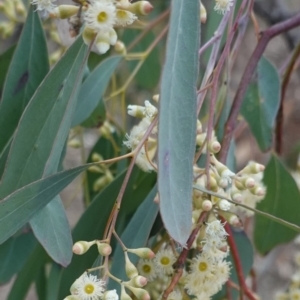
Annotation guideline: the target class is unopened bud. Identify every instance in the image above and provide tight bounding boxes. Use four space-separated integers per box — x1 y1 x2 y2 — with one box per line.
68 138 81 148
208 140 221 153
50 5 79 19
115 41 127 55
249 185 265 197
125 1 153 16
93 174 112 192
127 248 155 259
239 162 265 175
202 199 212 211
121 285 133 300
92 152 103 162
197 119 202 134
88 165 103 173
124 252 138 278
127 275 148 287
206 175 218 192
242 177 255 189
200 2 207 23
152 94 159 102
229 215 242 227
97 242 112 256
218 177 229 189
72 241 96 255
231 191 243 203
234 179 245 191
126 286 150 300
83 26 97 46
103 289 118 300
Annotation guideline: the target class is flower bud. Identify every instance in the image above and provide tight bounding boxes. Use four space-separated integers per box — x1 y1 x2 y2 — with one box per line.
72 241 96 255
200 2 207 23
103 289 119 300
97 242 112 256
206 175 218 192
231 190 243 203
126 286 150 300
120 285 133 300
114 41 127 55
202 199 212 211
208 140 221 153
68 138 81 148
243 177 255 189
218 177 229 189
88 166 103 173
197 119 203 134
50 5 79 19
124 252 138 279
152 94 159 102
83 26 97 46
239 162 265 174
92 152 103 162
229 215 242 227
124 1 153 16
249 185 265 197
127 275 148 287
127 248 155 259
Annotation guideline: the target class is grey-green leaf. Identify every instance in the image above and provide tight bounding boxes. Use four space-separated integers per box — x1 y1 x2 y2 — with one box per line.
254 154 300 254
0 6 49 154
72 55 122 127
0 163 90 244
241 57 280 151
0 36 87 197
158 0 200 245
30 196 73 267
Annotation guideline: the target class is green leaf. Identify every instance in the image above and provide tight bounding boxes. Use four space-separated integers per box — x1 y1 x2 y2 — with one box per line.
0 163 92 244
0 37 88 265
72 55 122 127
7 245 48 300
0 45 15 95
35 266 47 300
107 186 158 293
158 0 200 245
0 232 36 283
254 154 300 254
30 196 73 267
0 36 87 196
0 7 49 154
241 57 280 151
46 263 63 300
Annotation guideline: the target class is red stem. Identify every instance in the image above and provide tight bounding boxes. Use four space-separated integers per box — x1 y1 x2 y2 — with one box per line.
224 223 257 300
219 12 300 163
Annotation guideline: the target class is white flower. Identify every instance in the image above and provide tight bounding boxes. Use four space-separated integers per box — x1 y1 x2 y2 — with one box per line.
205 220 228 239
214 259 231 286
167 290 182 300
84 1 116 32
71 272 105 300
289 288 300 300
31 0 56 12
154 248 176 275
115 9 137 26
103 289 119 300
189 253 214 280
137 259 157 281
214 0 234 15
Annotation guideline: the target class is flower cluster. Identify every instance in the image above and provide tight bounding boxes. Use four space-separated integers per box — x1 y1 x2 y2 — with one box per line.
124 98 158 172
32 0 153 54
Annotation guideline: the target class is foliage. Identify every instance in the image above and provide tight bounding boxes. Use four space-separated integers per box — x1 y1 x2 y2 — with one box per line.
1 0 300 300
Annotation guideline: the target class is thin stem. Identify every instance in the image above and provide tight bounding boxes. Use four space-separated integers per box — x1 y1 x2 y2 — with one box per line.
220 12 300 163
275 42 300 155
162 211 209 299
113 230 127 251
105 117 158 242
224 222 257 300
